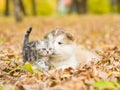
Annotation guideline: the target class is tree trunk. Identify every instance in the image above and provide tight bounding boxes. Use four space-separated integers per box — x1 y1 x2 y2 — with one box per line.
117 0 120 13
110 0 117 13
69 0 78 13
19 0 26 15
13 0 22 21
5 0 9 16
82 0 87 13
77 0 87 14
69 0 87 14
31 0 37 15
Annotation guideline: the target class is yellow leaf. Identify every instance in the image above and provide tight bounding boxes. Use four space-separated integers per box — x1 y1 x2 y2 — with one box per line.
24 62 34 74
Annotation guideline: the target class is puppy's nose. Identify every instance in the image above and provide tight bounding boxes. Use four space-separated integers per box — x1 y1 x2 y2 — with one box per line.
47 51 49 54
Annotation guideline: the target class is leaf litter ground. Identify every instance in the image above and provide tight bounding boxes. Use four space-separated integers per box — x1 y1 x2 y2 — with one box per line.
0 15 120 90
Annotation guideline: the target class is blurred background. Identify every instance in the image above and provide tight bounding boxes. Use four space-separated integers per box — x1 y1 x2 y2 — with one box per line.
1 0 120 50
0 0 120 21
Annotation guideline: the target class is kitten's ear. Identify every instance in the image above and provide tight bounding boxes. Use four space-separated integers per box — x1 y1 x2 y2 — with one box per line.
66 32 74 41
36 40 39 45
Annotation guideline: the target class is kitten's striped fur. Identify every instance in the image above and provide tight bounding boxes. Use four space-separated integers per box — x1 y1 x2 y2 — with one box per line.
22 27 54 71
22 27 36 63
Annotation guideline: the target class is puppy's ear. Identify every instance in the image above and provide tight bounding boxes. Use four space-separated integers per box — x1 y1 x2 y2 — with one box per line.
66 32 74 41
44 33 49 39
44 33 53 40
44 28 65 39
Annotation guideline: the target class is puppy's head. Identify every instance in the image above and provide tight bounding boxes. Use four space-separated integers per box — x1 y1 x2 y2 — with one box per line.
44 28 76 58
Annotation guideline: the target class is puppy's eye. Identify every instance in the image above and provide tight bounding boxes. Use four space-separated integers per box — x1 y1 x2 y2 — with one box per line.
49 48 52 50
42 48 46 50
58 42 63 45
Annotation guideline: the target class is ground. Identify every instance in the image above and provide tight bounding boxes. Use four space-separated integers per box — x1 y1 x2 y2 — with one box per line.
0 15 120 90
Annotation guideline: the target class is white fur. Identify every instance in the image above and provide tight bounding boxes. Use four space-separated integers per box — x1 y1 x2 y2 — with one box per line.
46 30 101 69
75 46 101 66
49 34 77 69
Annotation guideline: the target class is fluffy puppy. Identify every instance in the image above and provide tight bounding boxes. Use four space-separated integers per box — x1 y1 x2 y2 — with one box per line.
44 29 101 69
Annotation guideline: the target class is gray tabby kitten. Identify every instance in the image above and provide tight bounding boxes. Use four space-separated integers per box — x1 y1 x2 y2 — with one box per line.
34 40 54 71
22 27 53 71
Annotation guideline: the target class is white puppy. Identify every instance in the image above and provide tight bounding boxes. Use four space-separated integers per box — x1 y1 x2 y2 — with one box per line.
44 29 101 69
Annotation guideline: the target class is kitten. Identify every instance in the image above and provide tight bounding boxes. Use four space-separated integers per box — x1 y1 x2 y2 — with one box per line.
22 27 53 71
35 40 54 71
44 28 101 69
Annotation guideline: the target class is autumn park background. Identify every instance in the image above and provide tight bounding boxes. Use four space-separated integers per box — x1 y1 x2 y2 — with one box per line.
0 0 120 90
0 0 120 21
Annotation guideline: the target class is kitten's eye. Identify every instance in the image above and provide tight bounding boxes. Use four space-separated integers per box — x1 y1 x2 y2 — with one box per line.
58 42 63 45
38 49 41 51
